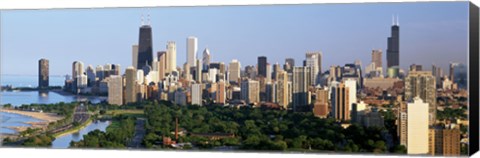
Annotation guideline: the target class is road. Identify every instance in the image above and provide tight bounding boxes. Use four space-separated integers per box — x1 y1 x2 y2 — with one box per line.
127 118 146 148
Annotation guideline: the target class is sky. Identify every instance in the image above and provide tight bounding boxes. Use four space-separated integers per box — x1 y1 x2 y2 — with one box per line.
0 2 469 76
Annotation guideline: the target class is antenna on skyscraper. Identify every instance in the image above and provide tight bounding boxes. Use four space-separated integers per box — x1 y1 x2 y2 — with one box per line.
147 14 151 25
397 15 399 26
141 14 144 25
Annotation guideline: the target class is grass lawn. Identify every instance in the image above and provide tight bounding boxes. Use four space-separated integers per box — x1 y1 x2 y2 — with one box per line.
106 109 144 115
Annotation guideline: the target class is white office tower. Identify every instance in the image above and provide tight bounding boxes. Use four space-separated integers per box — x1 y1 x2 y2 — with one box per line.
125 67 137 104
344 79 357 111
203 48 211 71
108 75 123 105
187 36 198 67
228 59 241 83
166 41 177 74
192 83 203 106
137 70 145 85
306 53 319 86
407 97 429 155
209 68 218 83
132 45 139 69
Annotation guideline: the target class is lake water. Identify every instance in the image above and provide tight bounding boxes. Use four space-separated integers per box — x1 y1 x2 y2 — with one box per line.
0 111 44 134
1 75 65 88
51 120 111 148
1 91 106 106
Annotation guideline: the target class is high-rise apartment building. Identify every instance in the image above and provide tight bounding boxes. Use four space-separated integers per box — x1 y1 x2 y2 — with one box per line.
276 71 289 109
38 59 49 89
405 71 436 125
132 45 139 69
332 83 350 121
407 97 429 154
228 59 241 83
313 88 329 118
125 67 137 104
293 67 312 111
157 51 167 81
191 83 203 106
258 56 267 78
108 75 123 105
241 79 260 104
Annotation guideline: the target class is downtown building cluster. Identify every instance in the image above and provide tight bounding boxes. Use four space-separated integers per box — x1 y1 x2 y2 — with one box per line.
42 16 469 156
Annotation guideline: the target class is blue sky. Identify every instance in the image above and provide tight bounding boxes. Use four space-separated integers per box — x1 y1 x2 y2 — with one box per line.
0 2 469 76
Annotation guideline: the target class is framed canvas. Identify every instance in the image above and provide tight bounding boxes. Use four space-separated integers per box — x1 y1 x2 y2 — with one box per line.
0 0 478 157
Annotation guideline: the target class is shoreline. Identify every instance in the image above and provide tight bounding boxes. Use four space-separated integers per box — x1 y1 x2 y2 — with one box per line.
0 109 64 123
53 118 93 138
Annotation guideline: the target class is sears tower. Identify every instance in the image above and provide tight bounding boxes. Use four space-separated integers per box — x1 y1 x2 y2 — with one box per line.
137 17 153 70
386 16 400 69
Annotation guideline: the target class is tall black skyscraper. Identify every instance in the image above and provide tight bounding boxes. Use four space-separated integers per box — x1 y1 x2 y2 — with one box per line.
137 24 153 70
258 56 267 77
387 16 400 69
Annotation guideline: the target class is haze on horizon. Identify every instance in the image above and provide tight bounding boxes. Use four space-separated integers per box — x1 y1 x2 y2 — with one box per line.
0 2 469 76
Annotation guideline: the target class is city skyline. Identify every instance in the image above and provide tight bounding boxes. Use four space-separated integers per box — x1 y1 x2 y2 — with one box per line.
0 2 468 76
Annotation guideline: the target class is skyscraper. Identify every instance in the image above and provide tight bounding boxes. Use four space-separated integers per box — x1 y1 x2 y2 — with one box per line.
293 66 312 111
108 75 123 105
241 79 260 104
387 16 400 69
407 97 429 155
276 71 289 109
38 59 49 89
332 83 350 121
405 71 436 125
132 45 139 69
313 88 329 118
187 36 198 67
258 56 267 78
157 51 167 81
344 79 357 112
191 83 203 106
137 24 153 69
95 65 105 81
228 59 241 83
125 67 137 104
442 128 461 156
284 58 295 73
306 51 322 80
371 49 382 70
306 52 320 86
86 65 96 87
216 80 226 104
202 48 211 71
166 41 177 74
